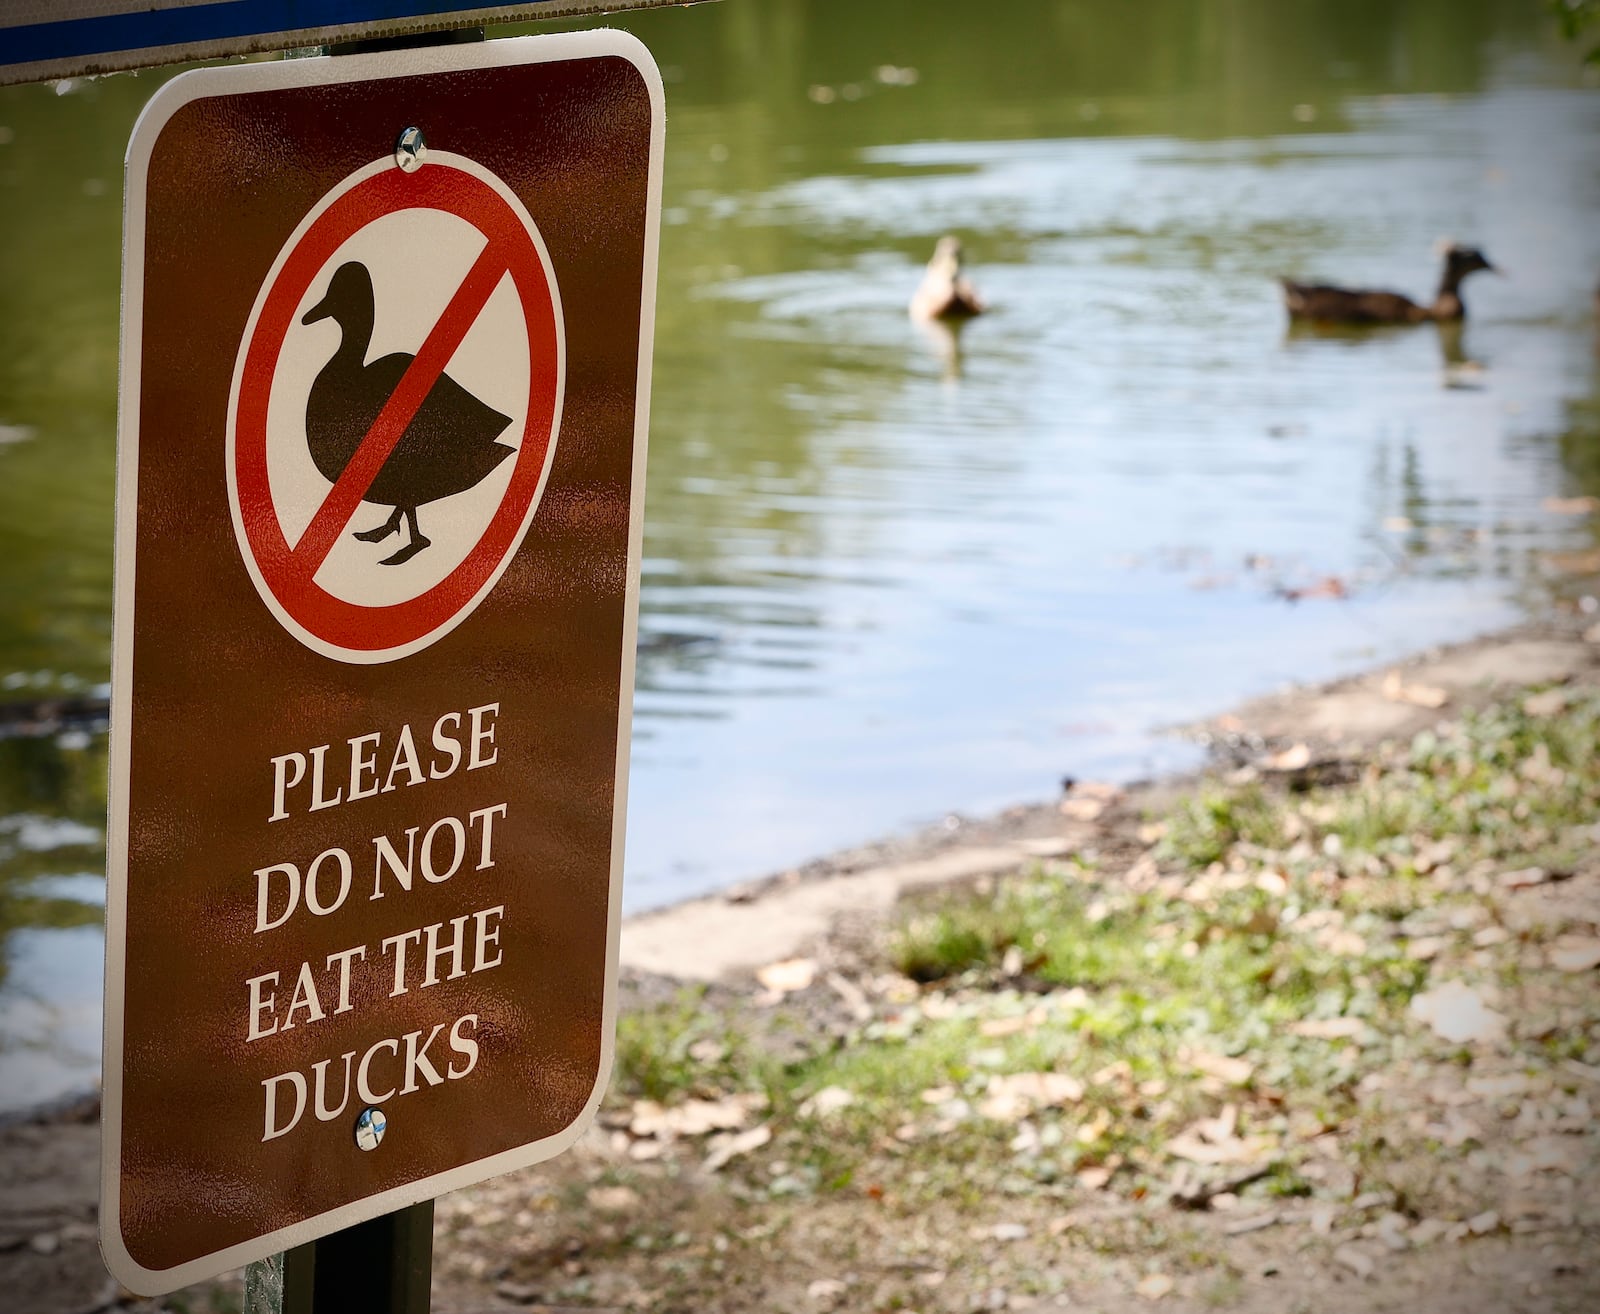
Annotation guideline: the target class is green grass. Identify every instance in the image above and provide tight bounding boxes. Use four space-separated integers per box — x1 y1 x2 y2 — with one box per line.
1160 783 1288 868
607 685 1600 1205
612 987 774 1104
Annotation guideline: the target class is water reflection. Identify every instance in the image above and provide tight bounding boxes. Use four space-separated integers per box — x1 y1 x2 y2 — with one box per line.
0 732 107 1109
1 0 1599 1108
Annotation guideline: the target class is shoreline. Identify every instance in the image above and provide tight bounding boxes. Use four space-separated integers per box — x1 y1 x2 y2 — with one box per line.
619 612 1600 981
6 612 1596 1129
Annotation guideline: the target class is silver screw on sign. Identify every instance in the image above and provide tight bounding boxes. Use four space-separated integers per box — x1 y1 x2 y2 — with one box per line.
394 126 427 173
354 1107 387 1151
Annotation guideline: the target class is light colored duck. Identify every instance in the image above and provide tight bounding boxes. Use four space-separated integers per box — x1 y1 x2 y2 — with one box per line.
910 235 987 321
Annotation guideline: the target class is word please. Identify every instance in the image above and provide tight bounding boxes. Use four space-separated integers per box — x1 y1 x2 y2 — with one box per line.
269 703 500 822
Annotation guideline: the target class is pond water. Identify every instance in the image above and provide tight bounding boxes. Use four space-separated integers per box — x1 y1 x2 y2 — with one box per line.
2 0 1599 1111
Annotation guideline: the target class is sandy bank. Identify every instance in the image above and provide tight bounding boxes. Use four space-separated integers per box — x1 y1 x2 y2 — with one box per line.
619 624 1598 981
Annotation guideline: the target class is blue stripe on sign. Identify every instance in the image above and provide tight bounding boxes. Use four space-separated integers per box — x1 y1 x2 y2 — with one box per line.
3 2 500 64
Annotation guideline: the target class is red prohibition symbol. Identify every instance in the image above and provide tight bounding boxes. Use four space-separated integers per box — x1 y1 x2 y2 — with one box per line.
227 153 564 663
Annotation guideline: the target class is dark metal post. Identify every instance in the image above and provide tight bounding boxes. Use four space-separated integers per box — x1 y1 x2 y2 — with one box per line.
240 26 481 1314
247 1201 434 1314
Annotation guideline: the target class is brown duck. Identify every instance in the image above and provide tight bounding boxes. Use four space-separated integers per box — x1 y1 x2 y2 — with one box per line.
301 261 514 566
910 235 987 321
1280 244 1496 325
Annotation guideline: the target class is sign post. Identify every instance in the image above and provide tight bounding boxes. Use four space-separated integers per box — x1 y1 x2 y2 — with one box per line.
104 29 663 1299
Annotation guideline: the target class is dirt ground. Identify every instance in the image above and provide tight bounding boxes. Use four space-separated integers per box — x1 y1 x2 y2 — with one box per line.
5 615 1600 1314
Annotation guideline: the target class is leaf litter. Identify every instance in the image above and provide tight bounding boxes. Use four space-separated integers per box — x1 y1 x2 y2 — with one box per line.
430 676 1600 1313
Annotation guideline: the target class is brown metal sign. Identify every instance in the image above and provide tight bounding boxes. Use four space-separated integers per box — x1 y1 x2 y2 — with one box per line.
102 32 661 1293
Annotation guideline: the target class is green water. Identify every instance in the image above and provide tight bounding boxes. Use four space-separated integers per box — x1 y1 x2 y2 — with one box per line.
2 0 1598 1110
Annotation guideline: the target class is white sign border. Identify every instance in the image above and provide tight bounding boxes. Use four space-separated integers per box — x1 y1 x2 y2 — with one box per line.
103 28 662 1295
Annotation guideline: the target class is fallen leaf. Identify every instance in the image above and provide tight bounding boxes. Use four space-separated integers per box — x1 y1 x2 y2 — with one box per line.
1549 937 1600 973
1522 689 1569 717
1289 1017 1367 1040
1060 797 1106 821
703 1124 771 1173
586 1185 641 1212
687 1037 727 1064
1135 1274 1174 1301
1262 743 1311 772
755 957 817 997
1017 837 1074 858
1410 981 1507 1045
1180 1047 1254 1086
1060 780 1122 821
1076 1164 1115 1191
1168 1131 1275 1166
1168 1105 1275 1166
1466 1210 1500 1235
980 1008 1046 1038
1498 866 1549 889
799 1085 856 1118
1318 928 1368 957
630 1093 766 1138
1465 1073 1530 1099
1381 670 1449 709
1504 1137 1574 1178
806 1277 848 1305
1090 1060 1134 1089
1075 1108 1114 1144
1069 780 1122 801
1408 1219 1450 1246
978 1072 1085 1121
1406 935 1449 961
1251 869 1288 897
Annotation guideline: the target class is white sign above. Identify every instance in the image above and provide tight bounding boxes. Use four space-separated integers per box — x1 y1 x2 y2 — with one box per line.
0 0 713 85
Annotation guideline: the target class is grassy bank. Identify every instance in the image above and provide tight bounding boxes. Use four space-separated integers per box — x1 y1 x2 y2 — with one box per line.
435 682 1600 1312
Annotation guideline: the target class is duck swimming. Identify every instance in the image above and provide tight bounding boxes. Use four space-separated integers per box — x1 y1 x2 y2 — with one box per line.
910 235 987 321
1279 243 1496 325
300 261 514 566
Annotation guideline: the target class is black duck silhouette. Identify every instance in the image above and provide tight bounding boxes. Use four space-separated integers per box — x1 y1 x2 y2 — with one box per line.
1279 243 1496 325
301 261 514 566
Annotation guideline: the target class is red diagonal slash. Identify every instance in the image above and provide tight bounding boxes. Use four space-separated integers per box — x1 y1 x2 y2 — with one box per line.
288 239 512 582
